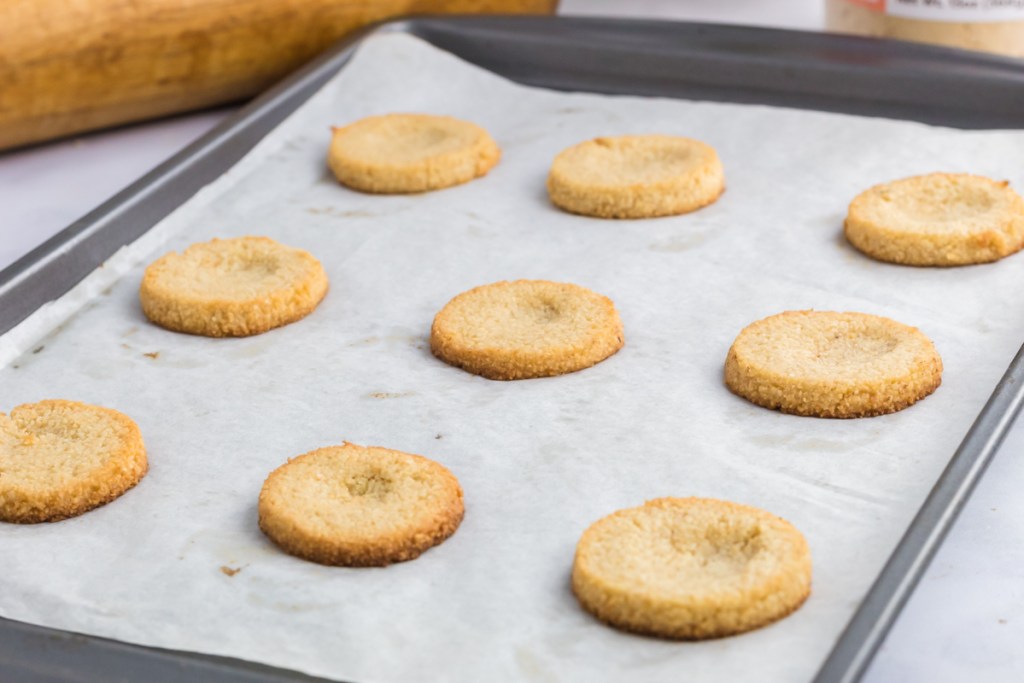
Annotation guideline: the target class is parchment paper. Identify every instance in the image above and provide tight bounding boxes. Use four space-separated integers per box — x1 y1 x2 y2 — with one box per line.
2 34 1024 683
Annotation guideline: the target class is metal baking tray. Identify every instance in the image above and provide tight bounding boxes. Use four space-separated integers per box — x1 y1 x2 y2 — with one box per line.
2 16 1024 683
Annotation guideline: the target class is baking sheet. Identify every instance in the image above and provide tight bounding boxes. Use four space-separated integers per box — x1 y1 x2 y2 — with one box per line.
2 33 1024 683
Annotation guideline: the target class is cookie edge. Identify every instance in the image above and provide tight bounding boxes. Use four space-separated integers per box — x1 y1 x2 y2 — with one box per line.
571 497 813 640
429 279 625 381
723 310 944 418
0 399 148 524
328 114 501 194
546 135 725 219
844 173 1024 267
257 443 465 567
139 236 329 338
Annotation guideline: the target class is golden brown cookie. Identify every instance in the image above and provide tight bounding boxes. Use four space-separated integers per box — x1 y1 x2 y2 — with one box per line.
572 497 812 640
725 310 942 418
258 443 464 567
430 279 624 380
844 173 1024 266
140 236 328 337
546 134 725 219
0 400 148 523
328 113 500 194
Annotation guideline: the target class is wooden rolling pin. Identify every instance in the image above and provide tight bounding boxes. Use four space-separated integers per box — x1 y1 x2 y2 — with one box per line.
0 0 557 151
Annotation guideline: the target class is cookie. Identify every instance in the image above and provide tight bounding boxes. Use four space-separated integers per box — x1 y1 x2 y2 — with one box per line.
546 135 725 219
725 310 942 418
140 236 328 337
430 279 624 380
845 173 1024 266
0 400 147 523
328 113 500 194
572 497 811 640
258 443 464 567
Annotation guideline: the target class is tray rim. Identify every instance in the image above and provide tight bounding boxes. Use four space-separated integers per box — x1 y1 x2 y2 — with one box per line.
2 15 1024 683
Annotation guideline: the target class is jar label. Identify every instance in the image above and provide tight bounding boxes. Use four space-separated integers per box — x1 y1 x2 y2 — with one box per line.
843 0 1024 21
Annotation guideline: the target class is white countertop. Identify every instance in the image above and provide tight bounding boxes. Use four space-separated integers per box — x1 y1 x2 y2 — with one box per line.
0 1 1020 681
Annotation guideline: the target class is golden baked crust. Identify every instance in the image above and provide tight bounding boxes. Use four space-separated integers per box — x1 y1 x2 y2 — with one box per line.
430 279 624 380
140 236 328 337
572 497 811 640
845 173 1024 266
546 134 725 219
0 400 148 523
725 310 943 418
258 443 464 567
328 113 500 194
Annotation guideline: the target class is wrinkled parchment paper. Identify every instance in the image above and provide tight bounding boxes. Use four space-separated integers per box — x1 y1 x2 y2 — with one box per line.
2 34 1024 683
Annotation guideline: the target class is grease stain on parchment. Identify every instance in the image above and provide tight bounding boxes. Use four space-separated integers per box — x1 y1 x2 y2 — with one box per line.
349 336 380 347
348 331 426 350
747 432 879 454
246 593 331 613
467 223 497 238
157 356 207 370
367 391 415 400
648 233 707 253
229 338 276 359
306 205 408 219
178 529 277 564
515 647 559 683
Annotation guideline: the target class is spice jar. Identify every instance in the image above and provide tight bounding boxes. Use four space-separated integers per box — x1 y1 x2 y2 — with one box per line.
825 0 1024 58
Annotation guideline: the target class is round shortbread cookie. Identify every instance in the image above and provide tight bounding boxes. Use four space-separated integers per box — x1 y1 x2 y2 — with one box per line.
845 173 1024 266
328 113 500 194
546 134 725 219
430 279 624 381
258 443 464 567
140 236 328 337
0 400 147 523
725 310 942 418
572 497 811 640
